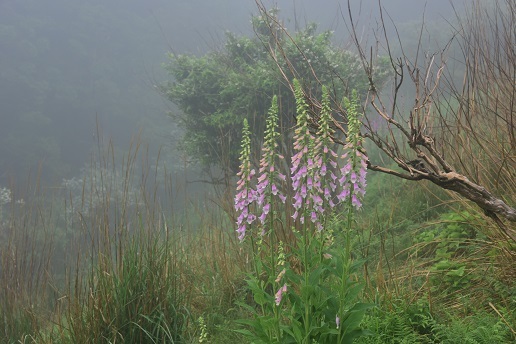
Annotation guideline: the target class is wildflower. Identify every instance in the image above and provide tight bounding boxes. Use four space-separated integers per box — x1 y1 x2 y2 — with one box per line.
255 96 285 231
275 283 288 306
291 80 322 226
338 90 368 209
0 187 12 206
290 83 369 231
315 86 340 212
275 268 286 283
234 119 256 241
336 315 340 329
325 92 367 209
352 194 362 209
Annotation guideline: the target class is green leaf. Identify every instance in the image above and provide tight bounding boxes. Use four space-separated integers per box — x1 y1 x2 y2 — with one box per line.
339 303 373 337
232 328 255 337
290 318 305 343
246 277 269 307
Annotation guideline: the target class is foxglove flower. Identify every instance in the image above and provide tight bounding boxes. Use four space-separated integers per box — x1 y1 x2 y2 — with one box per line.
340 90 368 209
255 96 286 229
234 119 256 241
291 80 321 225
291 82 369 231
275 268 286 283
274 283 288 306
314 86 340 215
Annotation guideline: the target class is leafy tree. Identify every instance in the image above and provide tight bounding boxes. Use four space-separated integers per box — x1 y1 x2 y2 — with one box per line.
161 10 387 180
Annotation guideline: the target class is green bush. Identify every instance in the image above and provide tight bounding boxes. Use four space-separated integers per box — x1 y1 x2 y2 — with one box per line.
414 211 488 299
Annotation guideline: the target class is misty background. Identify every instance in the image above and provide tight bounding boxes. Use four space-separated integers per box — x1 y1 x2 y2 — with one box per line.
0 0 464 190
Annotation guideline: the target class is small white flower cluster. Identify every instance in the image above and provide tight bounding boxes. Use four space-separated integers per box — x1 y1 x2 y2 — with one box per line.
61 176 84 190
0 186 12 206
62 167 144 219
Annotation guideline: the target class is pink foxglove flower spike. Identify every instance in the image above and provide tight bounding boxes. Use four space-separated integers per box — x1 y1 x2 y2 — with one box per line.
234 119 256 241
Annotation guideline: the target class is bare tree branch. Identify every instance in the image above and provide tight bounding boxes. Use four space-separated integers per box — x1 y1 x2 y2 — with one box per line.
255 0 515 238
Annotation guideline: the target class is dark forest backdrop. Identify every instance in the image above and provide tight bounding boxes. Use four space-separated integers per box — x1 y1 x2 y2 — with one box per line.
0 0 461 186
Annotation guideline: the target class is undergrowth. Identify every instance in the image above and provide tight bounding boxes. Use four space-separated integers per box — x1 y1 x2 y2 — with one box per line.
0 133 513 343
357 299 514 344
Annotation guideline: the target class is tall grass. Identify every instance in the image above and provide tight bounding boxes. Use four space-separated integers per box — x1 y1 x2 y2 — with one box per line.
0 174 60 343
45 137 187 342
62 228 188 343
0 133 245 343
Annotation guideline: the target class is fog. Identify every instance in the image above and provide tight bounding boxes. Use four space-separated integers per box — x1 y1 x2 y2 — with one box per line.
0 0 465 189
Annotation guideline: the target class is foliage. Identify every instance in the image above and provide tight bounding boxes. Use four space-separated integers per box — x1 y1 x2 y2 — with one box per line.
356 299 435 344
161 10 384 174
433 310 514 343
237 233 371 344
411 212 515 327
358 298 515 344
415 212 480 288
